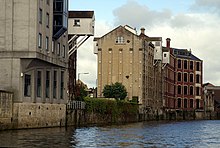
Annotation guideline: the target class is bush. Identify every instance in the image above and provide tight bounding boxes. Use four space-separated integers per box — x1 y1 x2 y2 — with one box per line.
84 97 139 119
102 82 127 100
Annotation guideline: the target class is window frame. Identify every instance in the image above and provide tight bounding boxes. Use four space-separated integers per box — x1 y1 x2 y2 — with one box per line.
37 71 42 97
24 74 31 97
39 8 42 24
116 36 125 44
45 36 49 51
57 43 60 56
184 86 188 95
46 71 50 98
73 19 80 26
184 73 188 82
178 59 182 69
53 71 57 99
60 71 64 99
38 33 42 48
184 60 188 69
46 12 49 28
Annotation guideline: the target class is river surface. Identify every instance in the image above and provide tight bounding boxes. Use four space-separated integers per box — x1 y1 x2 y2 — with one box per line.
0 120 220 148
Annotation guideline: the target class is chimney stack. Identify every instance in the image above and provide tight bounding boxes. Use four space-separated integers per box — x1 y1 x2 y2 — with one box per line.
140 28 145 35
166 38 171 48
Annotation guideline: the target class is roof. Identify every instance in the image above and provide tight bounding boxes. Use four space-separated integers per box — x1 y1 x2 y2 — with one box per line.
172 48 202 61
69 11 94 18
94 25 138 41
203 82 215 87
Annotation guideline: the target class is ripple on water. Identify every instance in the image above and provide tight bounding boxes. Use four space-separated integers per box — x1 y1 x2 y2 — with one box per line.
0 120 220 147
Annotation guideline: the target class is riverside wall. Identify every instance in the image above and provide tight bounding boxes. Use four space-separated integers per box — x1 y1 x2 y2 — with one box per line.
1 94 219 130
0 90 66 130
0 90 13 130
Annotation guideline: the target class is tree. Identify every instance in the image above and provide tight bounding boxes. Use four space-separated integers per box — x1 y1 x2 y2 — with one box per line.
75 84 88 101
103 82 127 100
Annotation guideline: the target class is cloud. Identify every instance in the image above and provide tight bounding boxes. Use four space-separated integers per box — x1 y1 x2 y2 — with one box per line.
113 0 172 28
78 0 220 87
191 0 220 15
112 0 220 85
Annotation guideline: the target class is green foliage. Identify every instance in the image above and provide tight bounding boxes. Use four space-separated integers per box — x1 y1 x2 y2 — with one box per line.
102 82 127 100
84 97 139 121
75 84 88 101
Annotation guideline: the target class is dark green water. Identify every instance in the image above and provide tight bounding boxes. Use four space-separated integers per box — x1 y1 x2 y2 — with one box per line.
0 120 220 147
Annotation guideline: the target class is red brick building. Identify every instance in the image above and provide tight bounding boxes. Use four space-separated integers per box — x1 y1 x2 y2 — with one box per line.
164 39 203 111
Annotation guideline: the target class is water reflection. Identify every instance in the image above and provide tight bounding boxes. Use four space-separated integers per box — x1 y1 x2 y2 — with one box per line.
0 120 220 147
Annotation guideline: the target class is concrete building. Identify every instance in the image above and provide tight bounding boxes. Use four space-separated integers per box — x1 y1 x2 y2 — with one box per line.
0 0 68 128
163 39 203 112
94 25 163 116
68 11 95 100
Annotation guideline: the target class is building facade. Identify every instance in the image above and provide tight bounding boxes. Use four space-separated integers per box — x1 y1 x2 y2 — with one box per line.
163 39 203 112
0 0 68 128
94 25 163 116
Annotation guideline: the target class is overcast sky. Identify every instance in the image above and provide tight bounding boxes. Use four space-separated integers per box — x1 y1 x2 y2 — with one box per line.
69 0 220 88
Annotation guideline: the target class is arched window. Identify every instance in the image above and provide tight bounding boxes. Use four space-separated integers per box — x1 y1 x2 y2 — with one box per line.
177 98 181 108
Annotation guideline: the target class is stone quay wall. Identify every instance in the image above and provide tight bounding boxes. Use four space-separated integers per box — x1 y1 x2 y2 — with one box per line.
0 90 13 130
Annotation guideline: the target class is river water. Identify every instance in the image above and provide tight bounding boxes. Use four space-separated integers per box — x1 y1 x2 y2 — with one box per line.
0 120 220 147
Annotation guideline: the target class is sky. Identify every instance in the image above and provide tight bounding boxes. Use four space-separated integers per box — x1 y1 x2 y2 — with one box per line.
69 0 220 88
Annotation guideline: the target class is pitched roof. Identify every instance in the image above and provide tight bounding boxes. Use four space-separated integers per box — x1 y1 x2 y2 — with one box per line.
94 25 138 41
172 48 202 61
69 11 94 18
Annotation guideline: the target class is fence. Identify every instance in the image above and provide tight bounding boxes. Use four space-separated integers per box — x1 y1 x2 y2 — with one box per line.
66 100 85 110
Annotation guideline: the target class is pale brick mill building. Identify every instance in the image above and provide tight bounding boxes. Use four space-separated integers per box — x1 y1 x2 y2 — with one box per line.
94 25 164 117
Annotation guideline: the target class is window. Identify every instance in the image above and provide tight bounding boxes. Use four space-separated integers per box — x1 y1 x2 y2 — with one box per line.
164 53 167 57
178 59 181 68
196 62 200 71
57 43 60 55
46 71 50 98
46 36 49 51
196 87 200 96
116 36 124 44
184 60 188 69
37 71 42 97
62 45 66 58
46 13 49 27
196 74 200 83
184 73 188 82
184 86 188 95
177 85 181 94
177 98 181 108
184 99 188 108
38 33 42 48
190 74 194 82
190 61 193 70
190 86 194 95
74 19 80 26
39 8 42 23
190 99 194 108
196 99 200 109
53 71 57 98
24 74 31 97
46 0 49 5
60 71 64 99
178 73 182 81
52 40 54 53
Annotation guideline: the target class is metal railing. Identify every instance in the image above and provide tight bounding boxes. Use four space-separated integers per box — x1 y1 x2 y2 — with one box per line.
66 100 85 110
